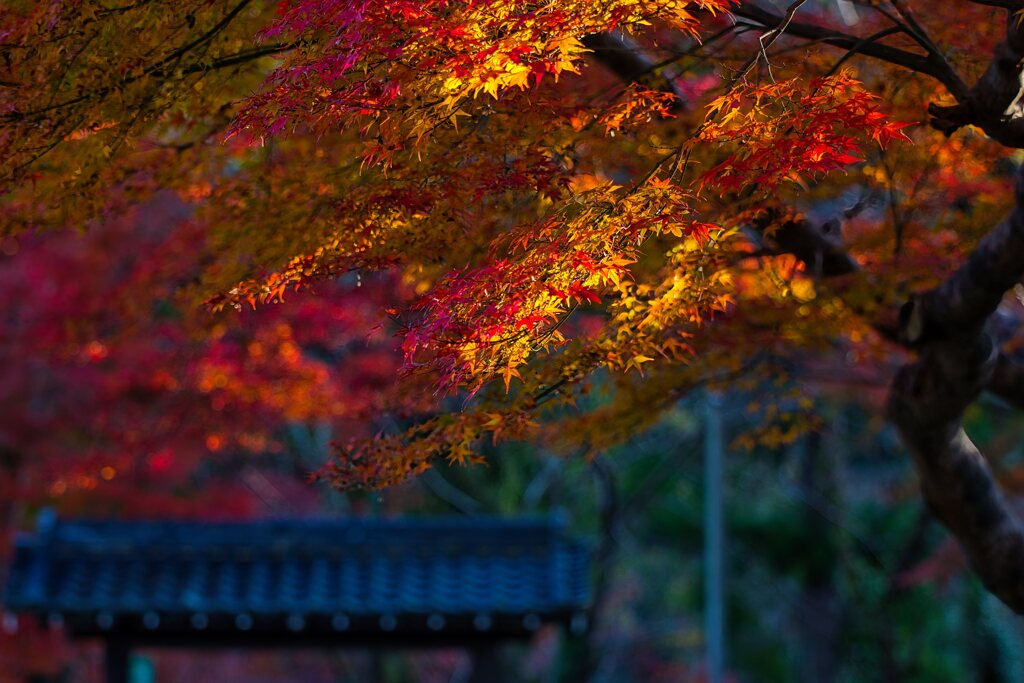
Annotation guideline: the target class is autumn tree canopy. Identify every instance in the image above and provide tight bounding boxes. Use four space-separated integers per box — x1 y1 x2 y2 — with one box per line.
6 0 1024 613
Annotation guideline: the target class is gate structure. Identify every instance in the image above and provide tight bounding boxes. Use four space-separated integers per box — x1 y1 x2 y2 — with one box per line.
4 514 591 682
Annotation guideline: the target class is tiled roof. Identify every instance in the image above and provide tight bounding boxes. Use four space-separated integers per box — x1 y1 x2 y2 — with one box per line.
3 515 591 640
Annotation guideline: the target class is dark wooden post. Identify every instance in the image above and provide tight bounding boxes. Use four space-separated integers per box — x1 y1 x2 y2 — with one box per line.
468 646 505 683
105 640 129 683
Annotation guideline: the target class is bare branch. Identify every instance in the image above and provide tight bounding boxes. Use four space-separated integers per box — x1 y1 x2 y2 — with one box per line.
822 26 906 79
732 1 968 96
728 0 810 87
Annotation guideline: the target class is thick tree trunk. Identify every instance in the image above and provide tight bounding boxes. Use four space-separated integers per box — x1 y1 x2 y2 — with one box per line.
751 167 1024 615
887 167 1024 613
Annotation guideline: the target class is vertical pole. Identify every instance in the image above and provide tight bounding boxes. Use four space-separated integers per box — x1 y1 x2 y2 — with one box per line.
704 393 725 683
106 640 129 683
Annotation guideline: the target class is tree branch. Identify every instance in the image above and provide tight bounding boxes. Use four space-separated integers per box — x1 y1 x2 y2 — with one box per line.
966 0 1020 7
732 1 968 96
728 0 810 87
752 211 860 278
146 0 254 75
582 32 665 86
900 169 1024 344
927 4 1024 146
749 205 1024 409
581 31 691 105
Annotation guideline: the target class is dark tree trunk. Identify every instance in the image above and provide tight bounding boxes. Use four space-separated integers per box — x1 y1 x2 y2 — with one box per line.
886 166 1024 614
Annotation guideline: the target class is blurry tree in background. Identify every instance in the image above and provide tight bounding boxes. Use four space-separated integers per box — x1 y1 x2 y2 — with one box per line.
0 191 415 517
8 0 1024 680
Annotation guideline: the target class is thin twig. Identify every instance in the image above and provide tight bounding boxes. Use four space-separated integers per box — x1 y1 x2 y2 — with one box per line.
728 0 810 89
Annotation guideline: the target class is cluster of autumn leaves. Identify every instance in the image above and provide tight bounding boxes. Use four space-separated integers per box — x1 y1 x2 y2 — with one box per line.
0 0 1017 493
